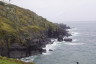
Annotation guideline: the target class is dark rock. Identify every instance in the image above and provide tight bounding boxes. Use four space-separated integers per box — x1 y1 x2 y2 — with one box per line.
49 49 53 51
42 49 46 53
50 42 54 44
10 43 26 49
64 38 72 42
58 35 63 42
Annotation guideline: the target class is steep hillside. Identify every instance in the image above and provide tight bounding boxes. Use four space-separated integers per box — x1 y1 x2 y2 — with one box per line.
0 1 57 45
0 1 70 58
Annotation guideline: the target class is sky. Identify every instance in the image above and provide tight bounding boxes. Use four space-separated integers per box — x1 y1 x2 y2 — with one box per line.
9 0 96 23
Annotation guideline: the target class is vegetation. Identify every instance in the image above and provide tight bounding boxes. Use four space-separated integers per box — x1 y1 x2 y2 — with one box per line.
0 1 70 58
0 2 57 47
0 1 5 6
0 56 34 64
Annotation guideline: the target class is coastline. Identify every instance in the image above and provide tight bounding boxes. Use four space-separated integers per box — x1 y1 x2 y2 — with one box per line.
0 1 71 60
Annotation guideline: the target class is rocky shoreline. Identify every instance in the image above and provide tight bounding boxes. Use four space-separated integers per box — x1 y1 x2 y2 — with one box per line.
0 27 71 59
0 1 71 59
0 31 71 59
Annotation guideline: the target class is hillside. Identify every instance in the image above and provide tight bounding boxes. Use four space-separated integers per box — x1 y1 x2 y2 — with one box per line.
0 1 70 58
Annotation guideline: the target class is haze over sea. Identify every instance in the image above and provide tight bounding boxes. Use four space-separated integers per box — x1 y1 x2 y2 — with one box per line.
21 21 96 64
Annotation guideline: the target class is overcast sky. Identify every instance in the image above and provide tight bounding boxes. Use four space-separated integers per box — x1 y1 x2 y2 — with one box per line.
10 0 96 23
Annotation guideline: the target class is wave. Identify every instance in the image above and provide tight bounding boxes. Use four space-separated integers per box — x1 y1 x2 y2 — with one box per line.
21 55 38 62
42 39 61 55
64 43 84 46
71 32 80 36
73 39 77 42
68 27 80 37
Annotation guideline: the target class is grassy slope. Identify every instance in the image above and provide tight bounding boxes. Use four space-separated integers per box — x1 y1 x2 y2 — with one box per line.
0 56 34 64
0 1 57 47
0 1 69 64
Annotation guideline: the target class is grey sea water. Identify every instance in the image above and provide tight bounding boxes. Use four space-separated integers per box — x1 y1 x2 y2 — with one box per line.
26 22 96 64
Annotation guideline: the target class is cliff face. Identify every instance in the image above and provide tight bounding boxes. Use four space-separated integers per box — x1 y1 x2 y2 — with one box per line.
0 1 70 58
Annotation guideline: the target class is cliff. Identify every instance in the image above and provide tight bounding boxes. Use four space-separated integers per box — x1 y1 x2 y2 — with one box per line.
0 1 70 58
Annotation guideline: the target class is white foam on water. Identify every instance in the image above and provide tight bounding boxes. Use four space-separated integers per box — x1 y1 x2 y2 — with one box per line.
42 42 57 55
71 32 80 36
43 27 81 55
42 39 61 55
73 39 77 42
64 43 84 46
21 55 38 62
68 27 80 37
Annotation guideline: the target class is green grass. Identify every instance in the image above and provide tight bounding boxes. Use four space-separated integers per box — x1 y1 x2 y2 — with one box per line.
0 56 35 64
0 3 58 47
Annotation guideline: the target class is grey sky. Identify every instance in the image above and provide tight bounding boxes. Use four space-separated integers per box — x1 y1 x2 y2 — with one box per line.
11 0 96 22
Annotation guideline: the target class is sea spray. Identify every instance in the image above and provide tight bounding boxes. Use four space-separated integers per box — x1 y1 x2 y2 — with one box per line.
71 32 80 36
64 43 84 46
21 55 38 62
42 39 58 55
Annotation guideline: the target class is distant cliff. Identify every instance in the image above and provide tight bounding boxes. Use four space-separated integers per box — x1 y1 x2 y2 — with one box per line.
0 1 70 58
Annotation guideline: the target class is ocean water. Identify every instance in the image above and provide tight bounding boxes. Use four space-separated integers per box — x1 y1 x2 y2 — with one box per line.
23 21 96 64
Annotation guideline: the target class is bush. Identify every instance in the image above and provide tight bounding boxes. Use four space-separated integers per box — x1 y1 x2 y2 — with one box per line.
0 1 5 6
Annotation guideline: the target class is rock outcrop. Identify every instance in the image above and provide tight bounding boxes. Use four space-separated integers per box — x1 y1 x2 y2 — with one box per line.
64 38 72 42
0 1 70 58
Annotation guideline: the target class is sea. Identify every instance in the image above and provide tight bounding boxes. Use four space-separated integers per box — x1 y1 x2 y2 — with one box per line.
21 21 96 64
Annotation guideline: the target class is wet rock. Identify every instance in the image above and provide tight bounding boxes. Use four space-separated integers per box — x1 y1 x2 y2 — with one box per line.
49 49 53 51
42 49 46 53
58 35 63 42
64 38 72 42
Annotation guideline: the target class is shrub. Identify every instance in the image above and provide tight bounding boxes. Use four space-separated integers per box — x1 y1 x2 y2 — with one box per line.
0 1 5 6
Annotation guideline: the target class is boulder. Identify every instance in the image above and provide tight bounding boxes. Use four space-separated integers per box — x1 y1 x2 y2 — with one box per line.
49 49 53 51
64 38 72 42
57 35 63 42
